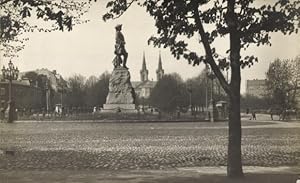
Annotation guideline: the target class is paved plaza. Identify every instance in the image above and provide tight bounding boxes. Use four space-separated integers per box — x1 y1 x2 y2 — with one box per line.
0 116 299 182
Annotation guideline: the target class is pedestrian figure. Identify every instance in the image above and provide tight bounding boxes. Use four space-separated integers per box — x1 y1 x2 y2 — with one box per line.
252 111 256 120
137 107 141 119
42 107 46 118
116 107 121 113
177 110 180 119
270 109 273 120
280 109 286 121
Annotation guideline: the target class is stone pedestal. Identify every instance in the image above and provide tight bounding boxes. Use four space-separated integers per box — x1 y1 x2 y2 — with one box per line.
103 67 137 113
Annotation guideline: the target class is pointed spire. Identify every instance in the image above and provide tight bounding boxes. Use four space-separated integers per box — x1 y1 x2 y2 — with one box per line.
156 51 164 81
158 51 162 70
140 51 149 82
142 51 147 70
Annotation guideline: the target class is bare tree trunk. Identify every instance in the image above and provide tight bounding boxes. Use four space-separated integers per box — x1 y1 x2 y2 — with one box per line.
227 0 243 175
226 59 244 177
227 90 243 177
226 44 244 176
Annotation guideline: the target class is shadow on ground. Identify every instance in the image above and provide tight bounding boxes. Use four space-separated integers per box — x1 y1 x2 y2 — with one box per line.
1 170 299 183
143 174 299 183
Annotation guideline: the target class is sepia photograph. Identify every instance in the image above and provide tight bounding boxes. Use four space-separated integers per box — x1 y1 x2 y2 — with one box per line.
0 0 300 182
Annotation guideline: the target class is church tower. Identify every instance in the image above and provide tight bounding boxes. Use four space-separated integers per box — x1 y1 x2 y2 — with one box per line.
140 52 149 82
156 51 164 81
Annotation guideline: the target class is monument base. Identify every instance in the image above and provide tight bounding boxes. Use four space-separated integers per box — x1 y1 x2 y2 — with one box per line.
102 104 137 113
102 66 137 114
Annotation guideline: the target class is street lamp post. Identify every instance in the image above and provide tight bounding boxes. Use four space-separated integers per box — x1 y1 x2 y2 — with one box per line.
207 67 215 122
205 76 208 110
205 65 210 120
187 83 192 115
61 89 63 108
45 80 49 114
2 61 19 123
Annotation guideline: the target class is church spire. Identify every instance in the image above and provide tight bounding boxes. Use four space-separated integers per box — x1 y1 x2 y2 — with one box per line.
156 51 164 81
158 51 162 70
142 51 147 70
140 51 149 82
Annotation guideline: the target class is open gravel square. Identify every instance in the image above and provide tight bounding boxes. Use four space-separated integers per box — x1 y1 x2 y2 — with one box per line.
0 120 299 170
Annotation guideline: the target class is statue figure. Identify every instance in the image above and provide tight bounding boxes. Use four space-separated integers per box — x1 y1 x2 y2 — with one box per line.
113 24 128 69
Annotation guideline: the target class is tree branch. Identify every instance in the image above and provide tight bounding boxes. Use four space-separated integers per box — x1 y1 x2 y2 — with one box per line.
0 0 12 6
111 0 135 20
193 6 231 95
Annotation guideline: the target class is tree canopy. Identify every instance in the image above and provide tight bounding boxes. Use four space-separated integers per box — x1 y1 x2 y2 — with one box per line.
0 0 91 58
84 72 110 107
65 74 86 107
61 72 110 108
149 73 188 112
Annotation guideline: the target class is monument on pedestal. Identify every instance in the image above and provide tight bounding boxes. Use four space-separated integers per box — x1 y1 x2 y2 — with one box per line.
103 24 137 113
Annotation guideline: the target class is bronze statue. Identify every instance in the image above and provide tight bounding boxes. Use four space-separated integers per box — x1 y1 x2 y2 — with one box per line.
113 24 128 69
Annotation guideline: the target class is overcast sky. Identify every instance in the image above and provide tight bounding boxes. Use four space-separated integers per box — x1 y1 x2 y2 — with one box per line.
1 1 300 93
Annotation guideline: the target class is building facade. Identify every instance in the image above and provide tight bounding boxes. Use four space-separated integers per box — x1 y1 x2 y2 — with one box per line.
246 79 267 98
11 68 67 113
0 80 42 112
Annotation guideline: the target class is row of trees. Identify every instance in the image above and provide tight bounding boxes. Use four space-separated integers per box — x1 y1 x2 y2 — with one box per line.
61 69 226 113
23 67 227 113
22 71 110 110
62 72 110 109
147 69 226 113
22 67 227 113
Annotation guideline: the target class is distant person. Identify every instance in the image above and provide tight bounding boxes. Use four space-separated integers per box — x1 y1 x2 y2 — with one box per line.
0 107 5 120
15 108 18 120
177 109 180 119
252 111 256 120
270 109 273 120
55 106 59 116
42 107 46 118
116 107 121 113
280 109 286 121
61 107 65 116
